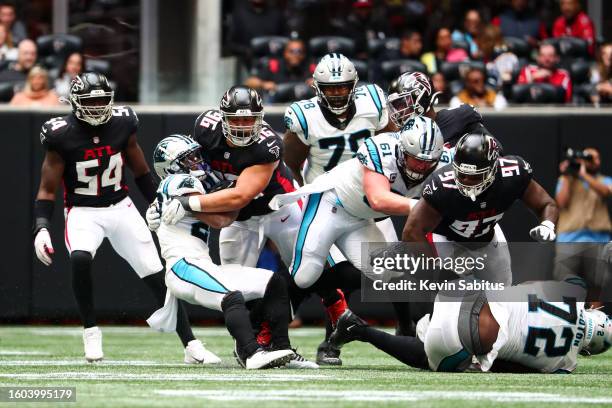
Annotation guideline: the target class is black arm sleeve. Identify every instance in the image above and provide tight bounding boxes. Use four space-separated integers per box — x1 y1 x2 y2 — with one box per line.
33 199 54 236
135 172 158 202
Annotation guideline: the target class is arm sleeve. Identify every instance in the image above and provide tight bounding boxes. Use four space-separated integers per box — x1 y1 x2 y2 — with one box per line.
284 103 309 145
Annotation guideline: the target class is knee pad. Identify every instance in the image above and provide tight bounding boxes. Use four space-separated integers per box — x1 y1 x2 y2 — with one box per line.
221 291 246 312
70 250 93 272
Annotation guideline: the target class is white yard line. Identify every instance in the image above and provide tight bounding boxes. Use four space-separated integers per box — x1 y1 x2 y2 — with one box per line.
17 327 328 337
154 390 612 403
0 350 51 356
0 372 338 382
0 360 186 367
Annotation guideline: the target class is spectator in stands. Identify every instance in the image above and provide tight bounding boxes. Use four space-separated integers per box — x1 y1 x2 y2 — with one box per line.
0 2 25 44
479 24 519 90
398 29 423 60
0 38 37 84
245 39 311 95
54 52 84 100
228 0 286 70
9 65 60 106
591 43 612 104
421 27 452 74
450 67 507 110
452 9 483 59
0 22 16 62
517 42 572 102
491 0 547 48
337 0 386 60
552 0 595 56
431 71 451 104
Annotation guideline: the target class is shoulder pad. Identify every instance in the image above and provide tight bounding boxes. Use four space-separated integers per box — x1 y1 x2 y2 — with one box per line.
40 116 71 148
255 126 283 161
111 105 139 133
193 110 223 144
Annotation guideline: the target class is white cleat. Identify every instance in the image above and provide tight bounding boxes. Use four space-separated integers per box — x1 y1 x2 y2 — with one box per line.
83 326 104 362
285 350 319 369
184 339 222 365
246 349 295 370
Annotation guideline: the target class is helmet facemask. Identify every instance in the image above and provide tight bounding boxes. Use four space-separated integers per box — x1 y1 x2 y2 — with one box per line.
397 149 439 182
388 89 425 128
314 80 357 115
71 90 114 126
221 110 264 147
453 160 498 201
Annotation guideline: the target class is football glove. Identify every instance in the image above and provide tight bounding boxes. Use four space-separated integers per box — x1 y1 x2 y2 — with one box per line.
145 201 161 231
34 228 54 266
161 196 192 225
529 220 556 242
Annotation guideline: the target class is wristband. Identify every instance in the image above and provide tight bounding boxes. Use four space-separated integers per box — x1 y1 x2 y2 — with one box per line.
33 199 54 236
135 172 158 202
176 196 202 212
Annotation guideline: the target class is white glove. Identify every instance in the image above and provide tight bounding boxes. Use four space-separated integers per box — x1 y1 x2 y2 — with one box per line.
161 198 187 225
529 220 556 242
145 202 161 231
34 228 54 266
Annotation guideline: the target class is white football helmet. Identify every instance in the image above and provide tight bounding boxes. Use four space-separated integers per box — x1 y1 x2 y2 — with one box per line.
312 53 358 115
153 134 218 187
580 308 612 356
397 116 444 182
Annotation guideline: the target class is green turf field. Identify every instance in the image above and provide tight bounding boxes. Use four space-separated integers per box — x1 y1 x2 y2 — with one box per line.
0 326 611 408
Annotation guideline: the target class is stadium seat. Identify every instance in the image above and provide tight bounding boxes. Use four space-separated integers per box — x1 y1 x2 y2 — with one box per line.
269 81 315 103
511 83 565 104
546 37 589 60
309 36 355 58
36 34 83 70
566 59 591 84
367 37 400 60
503 37 531 58
0 81 16 102
380 59 427 82
250 36 289 58
439 61 486 82
85 59 111 77
352 59 369 82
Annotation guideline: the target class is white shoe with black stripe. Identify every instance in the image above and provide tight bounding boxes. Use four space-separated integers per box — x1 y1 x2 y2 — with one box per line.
284 349 319 369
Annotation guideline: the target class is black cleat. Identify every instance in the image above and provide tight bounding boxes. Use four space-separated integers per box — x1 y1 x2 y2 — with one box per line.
329 310 368 349
316 341 342 366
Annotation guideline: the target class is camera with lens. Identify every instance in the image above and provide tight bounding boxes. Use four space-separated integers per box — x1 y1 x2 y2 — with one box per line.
564 148 593 175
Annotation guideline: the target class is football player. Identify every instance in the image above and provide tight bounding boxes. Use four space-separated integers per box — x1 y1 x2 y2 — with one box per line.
32 73 213 363
403 132 559 285
331 278 612 373
147 135 317 369
282 53 396 363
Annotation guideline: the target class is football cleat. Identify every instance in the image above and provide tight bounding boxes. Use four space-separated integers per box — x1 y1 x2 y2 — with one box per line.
184 339 222 364
284 349 319 369
245 348 295 370
83 326 104 362
329 310 368 349
316 340 342 366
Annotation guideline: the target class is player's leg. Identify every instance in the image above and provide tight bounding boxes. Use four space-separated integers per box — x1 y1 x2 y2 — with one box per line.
289 192 345 289
473 224 512 286
219 220 261 267
64 206 105 362
106 200 208 362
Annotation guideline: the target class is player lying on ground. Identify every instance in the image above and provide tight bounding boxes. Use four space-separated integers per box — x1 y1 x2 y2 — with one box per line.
282 53 397 364
331 278 612 373
33 72 213 364
147 135 317 369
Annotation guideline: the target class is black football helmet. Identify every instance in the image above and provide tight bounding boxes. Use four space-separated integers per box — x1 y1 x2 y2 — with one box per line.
69 72 114 126
452 132 500 201
220 86 264 146
387 72 438 128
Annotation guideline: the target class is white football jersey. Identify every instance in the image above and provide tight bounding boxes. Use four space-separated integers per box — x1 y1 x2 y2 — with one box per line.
483 279 587 373
284 84 389 183
331 132 422 220
156 174 212 266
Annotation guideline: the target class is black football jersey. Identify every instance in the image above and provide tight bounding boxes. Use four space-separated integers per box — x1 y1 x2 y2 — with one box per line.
435 104 487 147
192 109 295 221
421 155 533 242
40 106 139 208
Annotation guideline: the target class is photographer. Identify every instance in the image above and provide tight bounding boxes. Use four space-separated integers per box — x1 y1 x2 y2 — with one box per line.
554 148 612 304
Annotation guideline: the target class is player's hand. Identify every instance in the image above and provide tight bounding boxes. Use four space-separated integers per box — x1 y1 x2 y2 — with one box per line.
161 198 187 225
145 202 161 231
529 221 556 242
34 228 54 266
